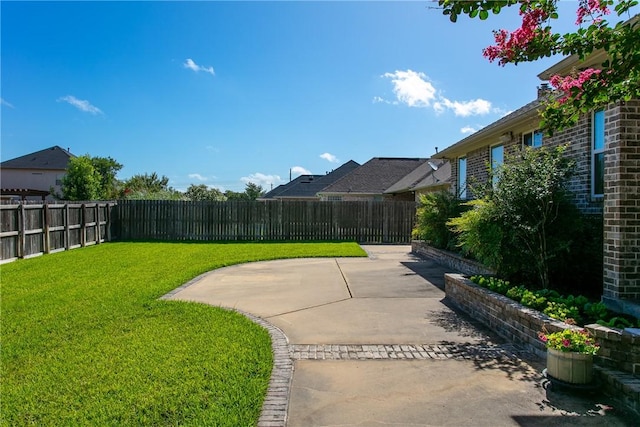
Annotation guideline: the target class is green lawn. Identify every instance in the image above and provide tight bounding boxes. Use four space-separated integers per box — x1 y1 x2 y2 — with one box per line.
1 241 366 426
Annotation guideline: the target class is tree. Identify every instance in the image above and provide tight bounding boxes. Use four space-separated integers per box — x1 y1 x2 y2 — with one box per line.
225 183 265 201
61 155 102 200
184 184 227 201
438 0 640 131
90 156 122 199
244 182 265 200
121 173 182 200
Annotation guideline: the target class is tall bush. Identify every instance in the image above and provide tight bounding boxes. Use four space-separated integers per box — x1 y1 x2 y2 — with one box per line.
449 146 577 288
413 191 466 251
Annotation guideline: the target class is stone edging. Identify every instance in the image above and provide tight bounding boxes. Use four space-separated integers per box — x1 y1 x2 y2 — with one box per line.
236 310 292 427
159 274 292 427
291 343 528 361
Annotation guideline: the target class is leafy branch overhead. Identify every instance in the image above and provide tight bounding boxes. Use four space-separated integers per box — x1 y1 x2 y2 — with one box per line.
438 0 640 131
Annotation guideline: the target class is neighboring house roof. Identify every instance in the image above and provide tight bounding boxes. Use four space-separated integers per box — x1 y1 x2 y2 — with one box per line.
1 145 74 170
260 174 324 199
319 157 428 195
384 159 452 194
433 99 542 159
260 160 361 200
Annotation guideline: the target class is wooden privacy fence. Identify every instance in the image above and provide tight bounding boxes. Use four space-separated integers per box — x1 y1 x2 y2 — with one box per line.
0 202 116 262
115 200 417 243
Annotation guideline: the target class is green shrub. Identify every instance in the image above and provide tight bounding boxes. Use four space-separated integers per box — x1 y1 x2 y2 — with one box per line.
449 146 577 288
520 291 548 311
413 191 467 251
506 286 527 302
543 301 581 323
584 302 609 322
597 317 635 329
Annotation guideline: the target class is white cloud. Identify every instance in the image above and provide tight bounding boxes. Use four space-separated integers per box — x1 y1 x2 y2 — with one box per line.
1 98 14 108
382 70 437 108
57 95 103 115
241 173 283 188
380 69 495 117
291 166 311 176
320 152 339 163
188 173 209 182
436 98 492 117
184 58 215 76
460 126 480 134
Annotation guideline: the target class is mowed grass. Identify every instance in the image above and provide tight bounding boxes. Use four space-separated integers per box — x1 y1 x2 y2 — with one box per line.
1 241 366 426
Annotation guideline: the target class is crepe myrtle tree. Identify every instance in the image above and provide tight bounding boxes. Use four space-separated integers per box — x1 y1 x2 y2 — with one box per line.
438 0 640 132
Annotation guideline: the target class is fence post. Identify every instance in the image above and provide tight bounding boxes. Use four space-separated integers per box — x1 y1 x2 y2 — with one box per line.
95 203 101 244
43 203 51 254
18 203 25 258
81 203 87 247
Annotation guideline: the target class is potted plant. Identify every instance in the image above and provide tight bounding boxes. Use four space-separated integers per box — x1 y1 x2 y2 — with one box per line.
538 328 600 384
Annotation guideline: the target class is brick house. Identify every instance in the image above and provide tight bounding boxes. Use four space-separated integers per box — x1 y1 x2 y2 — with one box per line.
433 61 639 317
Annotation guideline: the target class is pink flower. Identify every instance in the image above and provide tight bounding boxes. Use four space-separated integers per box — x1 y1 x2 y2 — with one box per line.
549 68 603 104
576 0 610 25
562 339 571 347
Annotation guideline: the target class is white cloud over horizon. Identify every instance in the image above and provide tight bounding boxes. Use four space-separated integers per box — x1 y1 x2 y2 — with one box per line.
380 69 497 117
241 172 283 188
291 166 311 176
320 152 339 163
460 125 480 135
188 173 210 182
184 58 215 76
1 98 14 108
57 95 103 115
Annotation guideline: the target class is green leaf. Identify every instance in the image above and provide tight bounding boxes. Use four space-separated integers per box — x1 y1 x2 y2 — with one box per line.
479 9 489 20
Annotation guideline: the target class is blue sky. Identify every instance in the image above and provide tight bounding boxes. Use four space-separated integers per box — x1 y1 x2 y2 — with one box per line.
2 1 583 192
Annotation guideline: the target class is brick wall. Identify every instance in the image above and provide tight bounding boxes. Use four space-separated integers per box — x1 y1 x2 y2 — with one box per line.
411 241 494 276
445 273 640 415
602 100 640 306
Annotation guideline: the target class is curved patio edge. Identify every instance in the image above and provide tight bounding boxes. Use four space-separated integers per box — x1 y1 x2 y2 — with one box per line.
235 309 292 427
160 273 293 427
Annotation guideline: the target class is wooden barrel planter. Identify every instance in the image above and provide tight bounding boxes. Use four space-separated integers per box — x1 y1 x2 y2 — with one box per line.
546 348 594 384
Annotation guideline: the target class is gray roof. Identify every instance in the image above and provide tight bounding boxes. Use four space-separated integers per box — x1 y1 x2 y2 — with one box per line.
319 157 428 195
1 146 74 170
261 174 324 199
384 159 450 194
260 160 361 199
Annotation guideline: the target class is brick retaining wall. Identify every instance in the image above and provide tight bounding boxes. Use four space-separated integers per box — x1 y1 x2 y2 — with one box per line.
445 273 640 415
411 241 494 276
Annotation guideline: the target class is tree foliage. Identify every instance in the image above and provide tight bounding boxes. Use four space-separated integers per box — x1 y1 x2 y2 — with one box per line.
89 156 123 199
61 155 103 201
121 173 182 200
449 146 578 288
438 0 640 131
413 191 467 251
225 183 265 201
185 184 227 201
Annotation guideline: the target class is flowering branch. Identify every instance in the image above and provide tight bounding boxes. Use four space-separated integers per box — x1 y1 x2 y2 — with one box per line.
438 0 640 132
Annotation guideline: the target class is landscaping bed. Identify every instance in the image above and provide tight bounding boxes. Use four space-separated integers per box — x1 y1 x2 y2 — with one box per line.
444 273 640 415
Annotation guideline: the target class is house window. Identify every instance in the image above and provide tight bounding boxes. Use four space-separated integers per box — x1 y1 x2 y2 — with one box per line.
523 130 543 148
491 145 504 186
592 109 605 197
458 157 467 199
327 196 342 201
